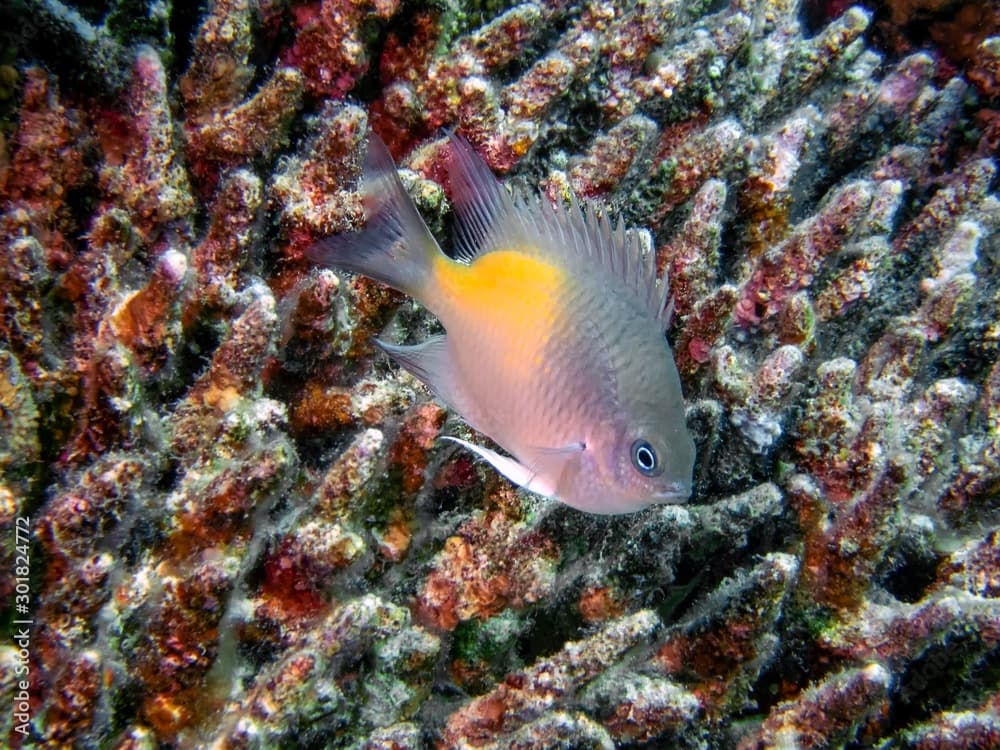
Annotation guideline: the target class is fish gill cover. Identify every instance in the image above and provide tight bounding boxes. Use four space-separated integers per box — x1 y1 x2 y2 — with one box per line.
0 0 997 748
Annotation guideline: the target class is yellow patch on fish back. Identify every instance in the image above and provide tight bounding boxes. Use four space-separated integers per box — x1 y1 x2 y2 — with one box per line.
432 248 566 374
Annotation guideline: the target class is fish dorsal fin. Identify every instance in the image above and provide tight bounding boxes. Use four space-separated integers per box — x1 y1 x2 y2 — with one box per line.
447 132 517 262
445 133 671 330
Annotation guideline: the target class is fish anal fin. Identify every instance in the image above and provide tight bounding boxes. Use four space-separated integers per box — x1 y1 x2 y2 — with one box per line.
375 336 463 408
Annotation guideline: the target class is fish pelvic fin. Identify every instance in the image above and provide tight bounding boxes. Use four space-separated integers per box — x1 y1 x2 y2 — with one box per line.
442 436 559 498
308 134 442 301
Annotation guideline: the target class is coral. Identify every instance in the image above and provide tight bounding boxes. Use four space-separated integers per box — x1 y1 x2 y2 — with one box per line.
1 0 999 748
281 0 400 100
416 494 560 631
440 609 663 747
738 663 893 750
655 553 799 715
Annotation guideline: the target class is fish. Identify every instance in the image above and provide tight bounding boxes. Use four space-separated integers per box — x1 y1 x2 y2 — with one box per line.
308 133 695 514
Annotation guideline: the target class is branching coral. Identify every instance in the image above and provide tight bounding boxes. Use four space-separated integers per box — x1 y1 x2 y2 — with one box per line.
0 0 998 748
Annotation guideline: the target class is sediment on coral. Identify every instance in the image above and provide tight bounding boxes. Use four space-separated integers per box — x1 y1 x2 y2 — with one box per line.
0 0 998 748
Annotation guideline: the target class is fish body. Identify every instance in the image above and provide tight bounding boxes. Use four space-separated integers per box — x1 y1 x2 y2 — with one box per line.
310 134 694 514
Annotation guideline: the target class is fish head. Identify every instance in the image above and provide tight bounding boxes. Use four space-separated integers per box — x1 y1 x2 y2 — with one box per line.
615 417 696 506
551 338 696 514
554 413 695 515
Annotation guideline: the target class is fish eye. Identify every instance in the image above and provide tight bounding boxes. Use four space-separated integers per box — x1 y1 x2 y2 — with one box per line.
630 439 662 477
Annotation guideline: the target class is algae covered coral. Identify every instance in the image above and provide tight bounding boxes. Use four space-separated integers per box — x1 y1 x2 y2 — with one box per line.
0 0 998 747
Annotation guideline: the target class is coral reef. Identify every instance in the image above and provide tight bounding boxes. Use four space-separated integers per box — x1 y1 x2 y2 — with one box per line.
1 0 998 748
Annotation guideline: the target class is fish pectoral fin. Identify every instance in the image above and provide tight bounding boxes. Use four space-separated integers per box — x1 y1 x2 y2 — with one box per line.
530 441 586 456
442 436 557 498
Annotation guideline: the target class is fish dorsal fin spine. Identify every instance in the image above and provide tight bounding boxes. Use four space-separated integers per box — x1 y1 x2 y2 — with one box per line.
446 133 671 330
448 131 513 262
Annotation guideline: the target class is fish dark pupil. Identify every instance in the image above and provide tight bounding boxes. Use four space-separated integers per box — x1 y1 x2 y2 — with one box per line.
631 440 658 476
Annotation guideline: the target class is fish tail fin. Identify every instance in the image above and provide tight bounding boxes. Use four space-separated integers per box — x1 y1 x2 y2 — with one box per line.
308 134 442 300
